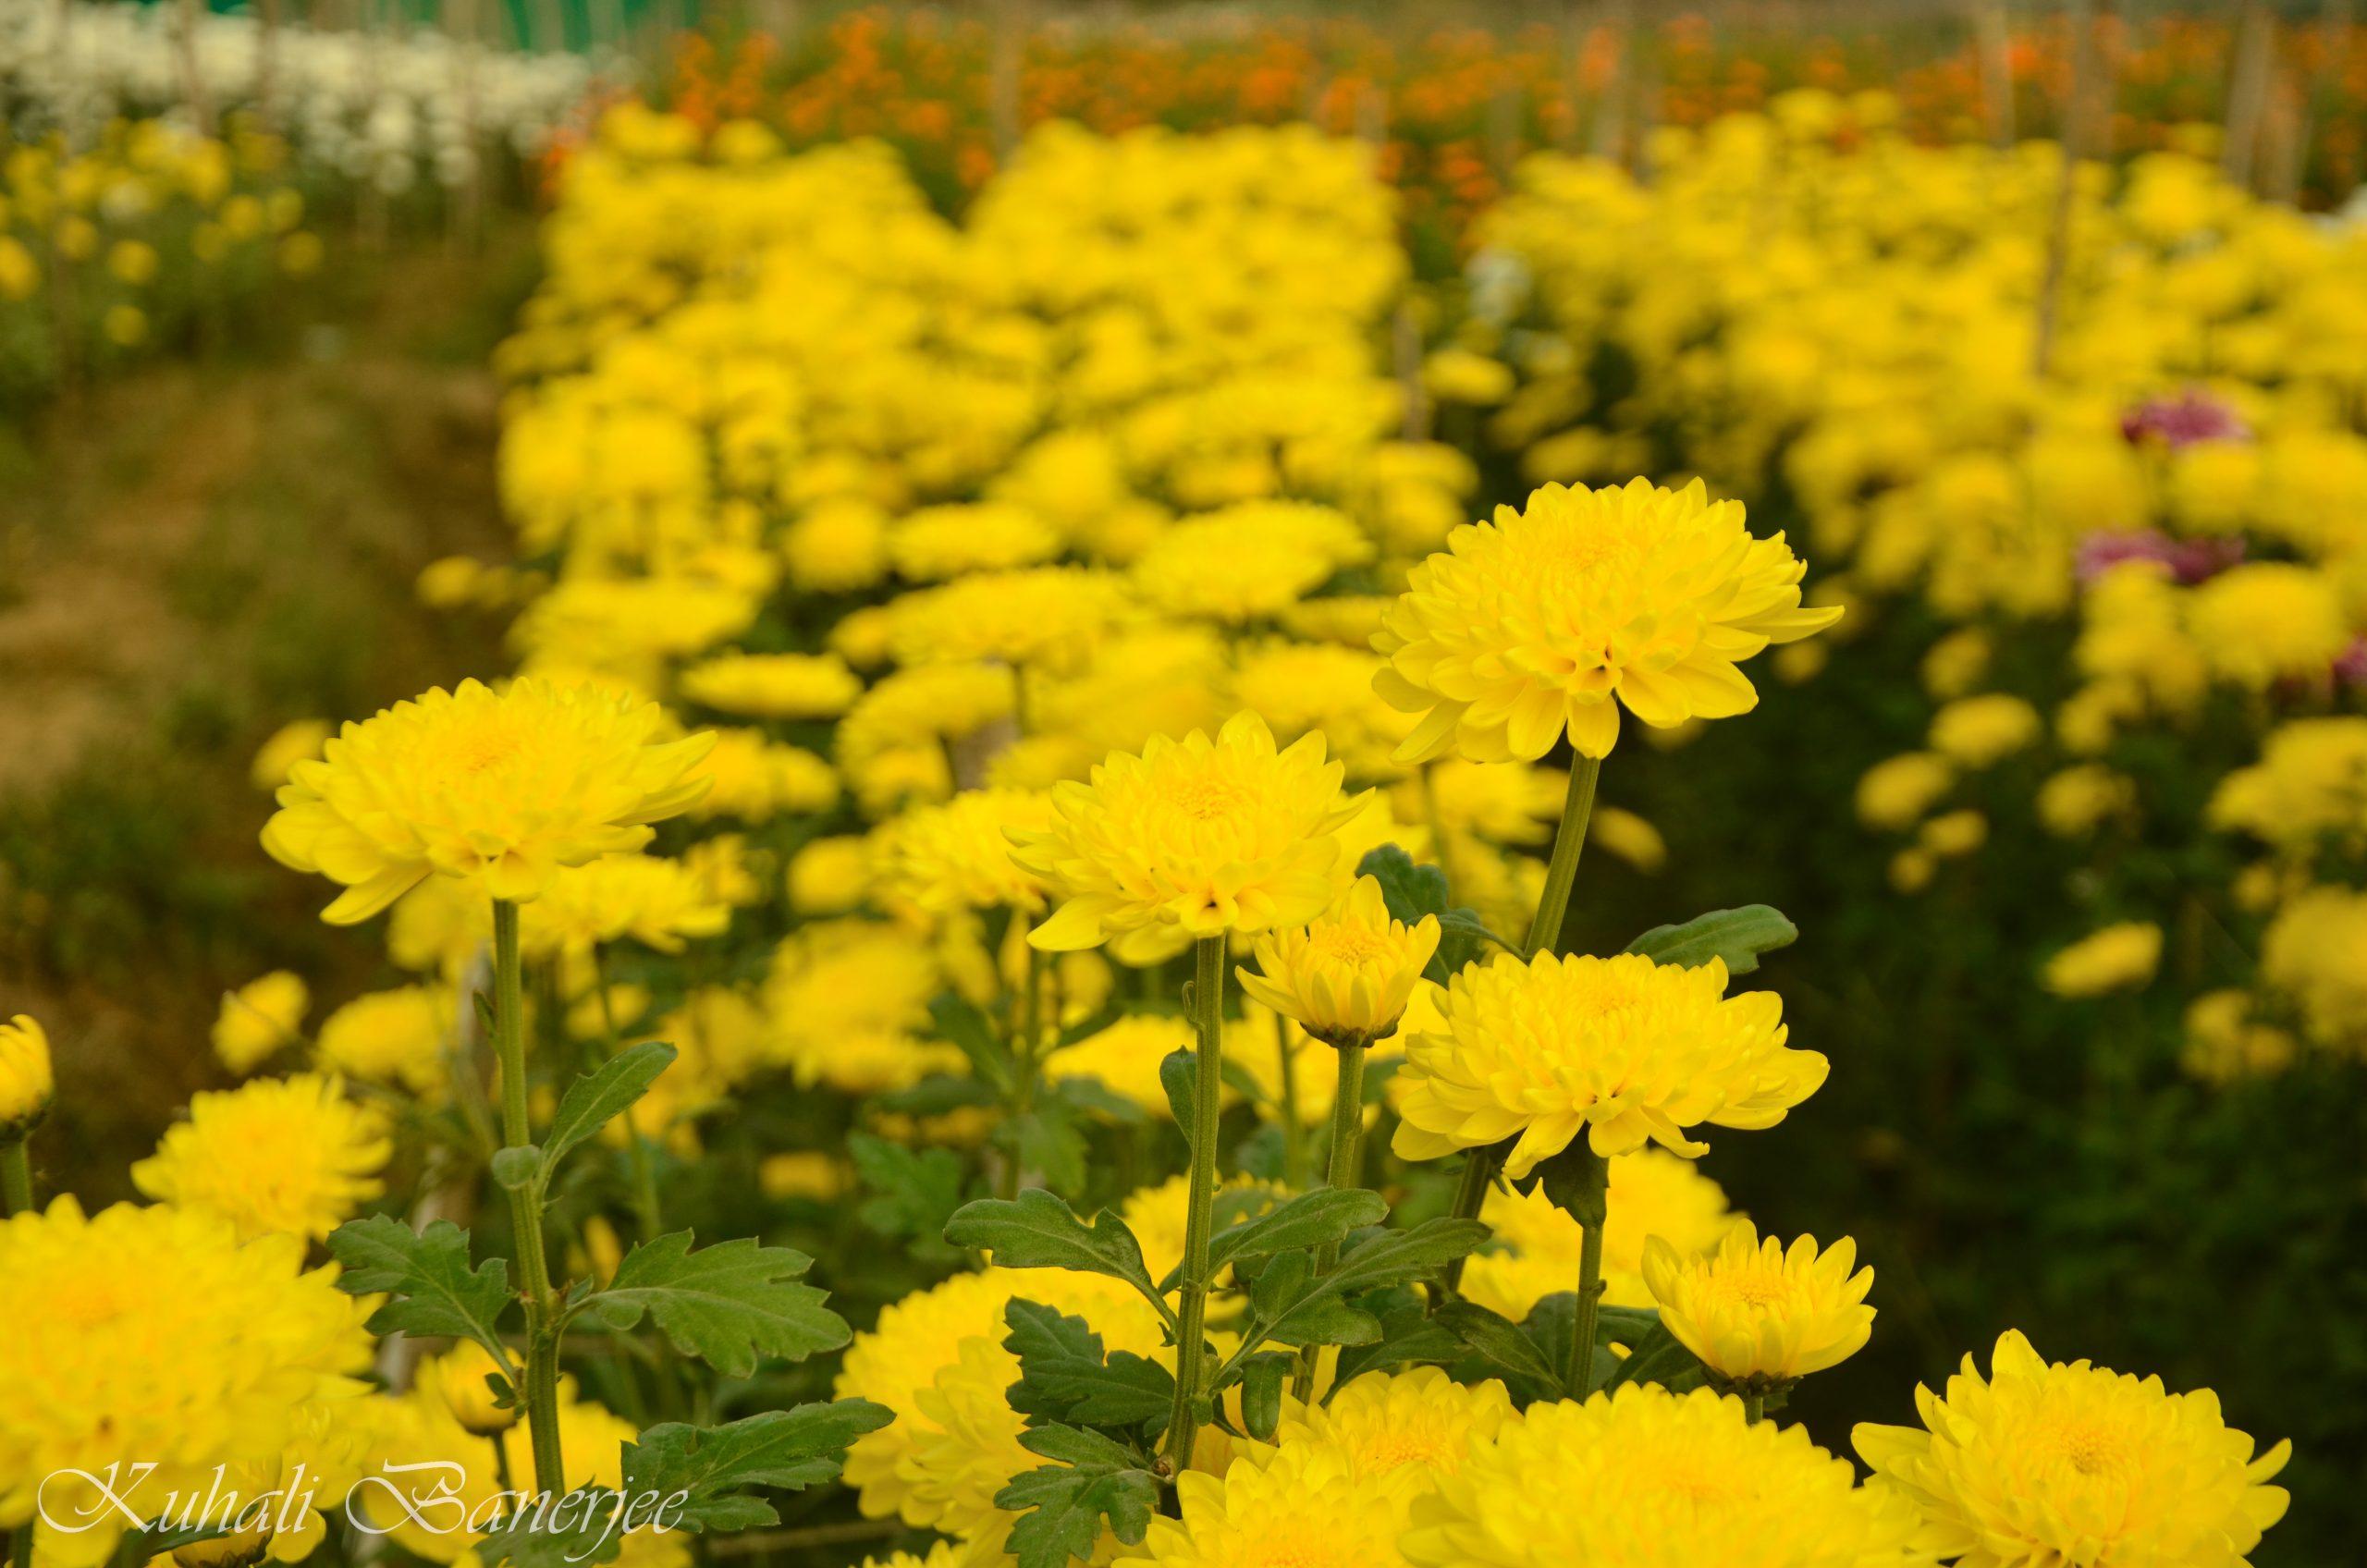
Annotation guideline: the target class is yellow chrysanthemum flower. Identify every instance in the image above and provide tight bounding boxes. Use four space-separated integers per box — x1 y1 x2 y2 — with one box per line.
314 986 451 1098
1236 875 1440 1047
262 677 714 923
2036 764 2137 838
1121 1441 1414 1568
1260 1366 1515 1526
2260 884 2367 1047
1046 1014 1198 1119
0 1014 54 1134
1012 712 1362 950
1927 694 2042 770
1642 1220 1875 1388
2040 922 2163 998
131 1074 392 1243
676 651 861 718
1854 1330 2290 1568
2187 563 2349 690
691 729 840 822
787 834 876 914
214 971 311 1074
415 1341 517 1436
1464 1150 1740 1322
0 1198 372 1568
519 851 731 955
1133 502 1373 625
877 789 1057 914
1392 950 1827 1173
1375 478 1842 764
2181 990 2299 1084
891 502 1062 581
764 919 959 1094
249 717 330 790
1856 753 1957 833
888 567 1136 672
1404 1385 1930 1568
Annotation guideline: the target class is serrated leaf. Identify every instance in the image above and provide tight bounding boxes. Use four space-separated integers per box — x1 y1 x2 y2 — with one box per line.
1334 1296 1464 1382
848 1132 966 1256
1248 1219 1490 1352
1002 1299 1175 1429
943 1190 1164 1312
622 1401 894 1532
1160 1187 1387 1292
994 1426 1159 1568
586 1232 849 1377
1625 905 1798 976
1437 1301 1563 1388
541 1042 678 1178
327 1215 511 1358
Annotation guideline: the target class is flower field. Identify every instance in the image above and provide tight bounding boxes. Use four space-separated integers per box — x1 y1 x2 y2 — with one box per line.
1 6 2362 1568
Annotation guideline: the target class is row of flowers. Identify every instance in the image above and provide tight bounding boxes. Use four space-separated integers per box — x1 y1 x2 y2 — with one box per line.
0 109 2305 1568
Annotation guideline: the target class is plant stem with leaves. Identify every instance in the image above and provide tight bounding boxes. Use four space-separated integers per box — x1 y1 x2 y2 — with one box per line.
1162 935 1227 1471
1291 1040 1368 1400
493 898 568 1492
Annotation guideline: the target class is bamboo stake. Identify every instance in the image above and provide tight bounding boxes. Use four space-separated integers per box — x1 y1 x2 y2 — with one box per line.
2222 1 2275 188
988 0 1029 164
1975 0 2015 145
2034 0 2103 379
1589 0 1633 163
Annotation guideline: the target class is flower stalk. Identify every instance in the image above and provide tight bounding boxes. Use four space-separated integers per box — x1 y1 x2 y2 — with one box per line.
0 1138 29 1217
1162 935 1227 1471
1291 1039 1368 1400
1442 753 1601 1296
492 898 567 1493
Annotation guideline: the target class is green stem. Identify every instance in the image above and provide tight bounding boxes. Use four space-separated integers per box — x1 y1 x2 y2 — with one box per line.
1570 1206 1606 1397
1292 1042 1368 1401
1523 754 1601 958
1162 936 1227 1472
1 1137 30 1216
1438 1148 1498 1296
1742 1390 1765 1424
592 944 664 1243
1000 944 1047 1202
1274 1011 1306 1191
493 899 567 1494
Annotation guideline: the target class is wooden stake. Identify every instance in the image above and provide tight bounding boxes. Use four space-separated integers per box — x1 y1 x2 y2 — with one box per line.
2034 0 2103 379
2222 1 2275 188
1975 0 2016 145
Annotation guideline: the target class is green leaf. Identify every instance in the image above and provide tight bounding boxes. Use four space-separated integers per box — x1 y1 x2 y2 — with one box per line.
1436 1301 1562 1389
1600 1319 1711 1395
1333 1295 1464 1382
585 1232 850 1377
943 1190 1164 1314
541 1042 679 1178
1355 844 1504 981
1002 1299 1176 1430
994 1426 1160 1568
1003 1103 1088 1194
1236 1353 1291 1441
849 1132 967 1256
1247 1219 1490 1352
871 1074 1001 1117
1178 1187 1387 1291
621 1401 895 1531
931 994 1017 1095
326 1215 511 1360
1159 1047 1198 1140
1246 1252 1379 1348
1049 1074 1148 1124
1625 905 1798 976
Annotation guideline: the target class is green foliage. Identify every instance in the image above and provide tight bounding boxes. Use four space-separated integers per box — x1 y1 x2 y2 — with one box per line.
539 1043 680 1182
942 1190 1171 1323
325 1214 511 1363
1002 1299 1175 1431
1227 1218 1490 1363
849 1131 969 1263
993 1426 1161 1568
581 1232 850 1378
1356 843 1510 979
1625 905 1798 976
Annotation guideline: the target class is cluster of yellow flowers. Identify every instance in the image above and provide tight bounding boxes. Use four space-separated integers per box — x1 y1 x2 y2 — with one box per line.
0 115 321 396
1466 90 2367 1084
0 104 2302 1568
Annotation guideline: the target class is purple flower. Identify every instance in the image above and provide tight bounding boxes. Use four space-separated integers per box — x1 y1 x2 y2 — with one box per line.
2119 388 2251 449
2076 530 2246 586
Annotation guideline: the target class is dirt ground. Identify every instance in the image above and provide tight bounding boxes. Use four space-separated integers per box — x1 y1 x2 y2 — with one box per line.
0 226 532 1200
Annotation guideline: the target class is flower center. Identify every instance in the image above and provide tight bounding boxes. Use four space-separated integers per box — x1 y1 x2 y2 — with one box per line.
1704 1267 1795 1311
2044 1419 2131 1477
1313 924 1391 966
1164 776 1254 822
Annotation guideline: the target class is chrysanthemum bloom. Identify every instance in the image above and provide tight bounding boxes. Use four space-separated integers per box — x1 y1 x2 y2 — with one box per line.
1642 1221 1875 1390
2036 765 2137 838
131 1073 392 1243
2260 885 2367 1046
1465 1151 1738 1323
249 717 330 790
764 919 959 1095
2187 562 2350 690
877 789 1057 914
2180 989 2298 1085
1404 1385 1928 1568
1012 712 1362 951
2040 922 2162 998
518 851 731 956
262 678 714 923
0 1198 371 1568
1121 1442 1414 1568
1132 502 1373 625
314 986 450 1096
0 1015 53 1136
1927 694 2042 770
887 567 1136 673
1375 478 1842 764
1045 1015 1201 1120
214 971 311 1074
1854 1330 2290 1568
1255 1367 1516 1530
1392 951 1827 1174
1237 876 1441 1047
676 651 862 718
416 1341 517 1436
